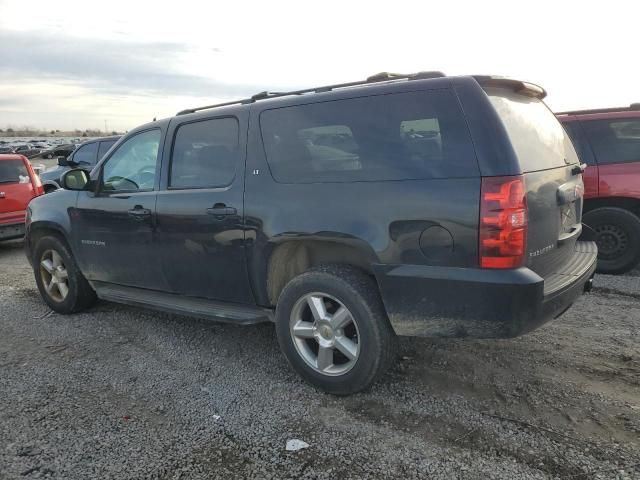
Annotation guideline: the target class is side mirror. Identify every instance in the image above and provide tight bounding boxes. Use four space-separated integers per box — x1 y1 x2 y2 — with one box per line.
57 156 69 167
61 168 91 191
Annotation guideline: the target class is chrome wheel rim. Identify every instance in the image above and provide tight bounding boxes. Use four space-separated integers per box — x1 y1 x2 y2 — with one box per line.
289 292 360 376
40 249 69 302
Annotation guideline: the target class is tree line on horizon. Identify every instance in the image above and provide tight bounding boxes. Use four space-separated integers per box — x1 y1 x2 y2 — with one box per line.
0 127 122 137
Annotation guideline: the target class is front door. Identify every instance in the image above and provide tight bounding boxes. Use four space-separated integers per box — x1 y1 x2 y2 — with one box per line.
74 128 167 290
155 115 254 304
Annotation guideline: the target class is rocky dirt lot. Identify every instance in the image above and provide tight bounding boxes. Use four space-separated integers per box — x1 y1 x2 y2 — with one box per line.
1 240 639 479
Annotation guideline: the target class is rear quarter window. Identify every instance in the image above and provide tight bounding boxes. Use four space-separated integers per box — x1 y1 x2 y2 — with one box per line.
580 118 640 165
0 160 29 184
485 88 579 172
259 89 478 183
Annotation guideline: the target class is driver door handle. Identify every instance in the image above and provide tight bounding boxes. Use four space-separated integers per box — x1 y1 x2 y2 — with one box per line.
128 206 152 220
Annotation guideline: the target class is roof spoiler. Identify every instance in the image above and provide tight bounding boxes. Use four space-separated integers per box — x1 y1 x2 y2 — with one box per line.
473 75 547 99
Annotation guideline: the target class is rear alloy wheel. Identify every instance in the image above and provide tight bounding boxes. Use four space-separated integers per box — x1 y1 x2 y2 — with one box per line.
276 265 397 395
290 293 361 376
33 235 96 313
584 207 640 274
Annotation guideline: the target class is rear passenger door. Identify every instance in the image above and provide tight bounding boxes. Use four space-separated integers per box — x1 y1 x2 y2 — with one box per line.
155 113 254 304
580 118 640 197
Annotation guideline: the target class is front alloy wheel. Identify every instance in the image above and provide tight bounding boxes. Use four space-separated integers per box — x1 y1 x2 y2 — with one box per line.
33 235 96 314
40 249 70 302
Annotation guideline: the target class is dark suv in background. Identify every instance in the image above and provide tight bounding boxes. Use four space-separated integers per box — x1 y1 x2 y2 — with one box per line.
25 73 596 394
39 136 120 193
558 105 640 273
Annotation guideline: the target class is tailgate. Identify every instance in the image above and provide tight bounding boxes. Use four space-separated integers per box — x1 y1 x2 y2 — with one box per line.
485 87 584 278
524 166 584 277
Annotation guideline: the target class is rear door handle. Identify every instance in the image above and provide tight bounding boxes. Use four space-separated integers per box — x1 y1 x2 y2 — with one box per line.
128 206 152 220
206 204 237 216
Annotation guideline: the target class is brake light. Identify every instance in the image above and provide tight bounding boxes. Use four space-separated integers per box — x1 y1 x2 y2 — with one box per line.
479 175 527 269
25 160 44 196
32 173 44 196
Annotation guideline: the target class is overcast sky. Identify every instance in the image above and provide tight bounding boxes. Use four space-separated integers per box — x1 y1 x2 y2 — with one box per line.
0 0 638 132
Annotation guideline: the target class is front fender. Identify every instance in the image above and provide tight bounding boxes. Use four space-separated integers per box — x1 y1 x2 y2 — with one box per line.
25 190 78 263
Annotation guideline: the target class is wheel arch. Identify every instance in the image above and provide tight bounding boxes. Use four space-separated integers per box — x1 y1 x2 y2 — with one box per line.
263 238 378 306
42 181 61 193
584 196 640 218
26 222 74 264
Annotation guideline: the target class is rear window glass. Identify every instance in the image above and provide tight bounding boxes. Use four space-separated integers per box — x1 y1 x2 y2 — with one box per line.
486 88 579 172
259 90 478 183
0 160 29 184
580 119 640 165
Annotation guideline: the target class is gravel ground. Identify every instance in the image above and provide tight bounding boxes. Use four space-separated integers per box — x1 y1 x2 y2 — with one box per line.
1 240 639 479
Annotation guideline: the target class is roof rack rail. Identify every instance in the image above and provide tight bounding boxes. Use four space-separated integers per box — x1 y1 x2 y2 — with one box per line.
176 71 446 115
556 103 640 115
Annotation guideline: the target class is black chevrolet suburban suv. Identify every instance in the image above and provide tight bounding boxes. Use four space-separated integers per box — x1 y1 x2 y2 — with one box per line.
25 72 597 394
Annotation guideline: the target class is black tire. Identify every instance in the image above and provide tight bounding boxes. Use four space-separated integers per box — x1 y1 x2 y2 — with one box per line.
584 207 640 274
33 235 96 313
275 264 397 395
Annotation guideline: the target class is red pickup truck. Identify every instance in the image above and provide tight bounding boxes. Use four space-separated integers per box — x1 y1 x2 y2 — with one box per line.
0 154 44 241
558 105 640 274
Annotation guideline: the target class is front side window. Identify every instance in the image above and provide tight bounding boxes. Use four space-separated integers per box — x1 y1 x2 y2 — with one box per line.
581 118 640 165
0 160 29 184
101 129 161 192
259 90 477 183
73 142 98 165
170 117 239 189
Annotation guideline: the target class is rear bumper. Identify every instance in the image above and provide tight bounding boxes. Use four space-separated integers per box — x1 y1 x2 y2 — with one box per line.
375 241 597 338
0 222 26 241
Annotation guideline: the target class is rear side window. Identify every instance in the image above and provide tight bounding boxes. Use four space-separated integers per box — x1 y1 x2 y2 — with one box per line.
581 119 640 165
259 90 478 183
486 88 579 172
170 117 239 189
73 142 98 165
97 140 116 161
0 160 29 184
562 121 595 166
